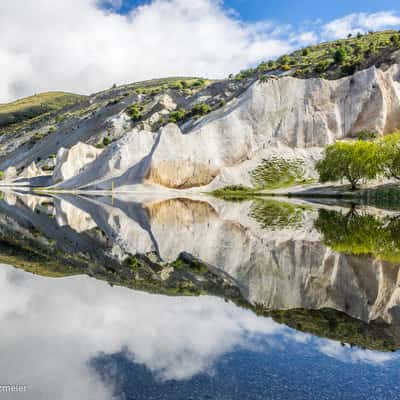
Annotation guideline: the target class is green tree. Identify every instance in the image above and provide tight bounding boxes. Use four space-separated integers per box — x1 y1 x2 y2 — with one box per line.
379 132 400 180
333 47 348 64
316 140 382 190
315 208 400 263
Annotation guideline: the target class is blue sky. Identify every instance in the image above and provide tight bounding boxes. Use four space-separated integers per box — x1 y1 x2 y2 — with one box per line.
113 0 400 26
2 0 400 101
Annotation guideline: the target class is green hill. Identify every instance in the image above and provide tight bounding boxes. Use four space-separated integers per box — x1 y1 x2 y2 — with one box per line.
0 91 85 129
237 30 400 81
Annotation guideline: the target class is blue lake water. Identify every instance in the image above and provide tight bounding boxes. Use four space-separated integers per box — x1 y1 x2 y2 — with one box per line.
0 191 399 399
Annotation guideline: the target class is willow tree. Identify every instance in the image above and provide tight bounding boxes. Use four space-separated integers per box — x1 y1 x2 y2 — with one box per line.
379 132 400 180
316 140 382 190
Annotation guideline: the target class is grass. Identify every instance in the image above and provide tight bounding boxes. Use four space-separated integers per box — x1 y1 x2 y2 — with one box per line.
211 185 264 201
0 91 85 130
111 77 211 96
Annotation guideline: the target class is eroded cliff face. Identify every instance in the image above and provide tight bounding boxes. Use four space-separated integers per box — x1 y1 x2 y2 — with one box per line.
52 64 400 190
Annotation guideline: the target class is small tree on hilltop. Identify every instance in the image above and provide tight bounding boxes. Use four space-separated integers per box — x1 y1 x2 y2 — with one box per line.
316 141 382 190
333 47 348 64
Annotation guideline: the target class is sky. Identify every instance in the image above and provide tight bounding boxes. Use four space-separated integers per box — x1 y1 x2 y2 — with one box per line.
1 0 400 102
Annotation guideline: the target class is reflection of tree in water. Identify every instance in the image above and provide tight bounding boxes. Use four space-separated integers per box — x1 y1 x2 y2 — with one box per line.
315 207 400 263
250 199 309 230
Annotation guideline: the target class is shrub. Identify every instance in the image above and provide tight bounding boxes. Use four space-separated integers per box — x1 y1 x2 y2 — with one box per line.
277 55 292 65
315 60 330 74
0 171 3 180
191 103 211 116
102 136 112 146
169 108 186 123
356 130 377 141
333 47 348 64
169 82 183 90
190 79 206 88
391 34 400 46
126 104 142 121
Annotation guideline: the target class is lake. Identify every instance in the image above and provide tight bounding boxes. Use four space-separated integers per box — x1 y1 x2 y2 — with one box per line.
0 190 400 399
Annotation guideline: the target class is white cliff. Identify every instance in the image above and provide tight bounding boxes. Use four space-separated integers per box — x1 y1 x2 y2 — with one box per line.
53 64 400 190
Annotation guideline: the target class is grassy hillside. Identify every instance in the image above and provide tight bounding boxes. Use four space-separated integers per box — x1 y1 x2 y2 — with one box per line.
236 30 400 81
0 91 85 129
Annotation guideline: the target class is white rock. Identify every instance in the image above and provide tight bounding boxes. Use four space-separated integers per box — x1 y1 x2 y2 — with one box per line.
53 142 103 183
19 162 43 179
3 166 17 181
158 94 176 111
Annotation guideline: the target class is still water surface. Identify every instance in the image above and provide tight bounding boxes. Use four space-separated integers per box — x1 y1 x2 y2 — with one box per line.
0 190 400 399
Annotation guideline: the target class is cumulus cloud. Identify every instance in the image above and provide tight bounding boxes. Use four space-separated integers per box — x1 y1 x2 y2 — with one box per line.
0 264 284 398
317 340 398 365
322 11 400 40
1 1 400 103
0 0 294 102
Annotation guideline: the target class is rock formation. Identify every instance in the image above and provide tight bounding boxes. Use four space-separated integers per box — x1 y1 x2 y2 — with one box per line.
54 64 400 190
52 142 103 183
19 162 43 179
3 166 17 181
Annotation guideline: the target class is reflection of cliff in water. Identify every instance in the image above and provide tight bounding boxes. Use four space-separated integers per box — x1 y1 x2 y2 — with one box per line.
1 191 400 350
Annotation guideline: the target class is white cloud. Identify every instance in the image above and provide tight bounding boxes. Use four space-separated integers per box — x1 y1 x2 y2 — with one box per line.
318 340 398 365
0 264 284 398
0 0 294 102
322 11 400 40
2 1 400 103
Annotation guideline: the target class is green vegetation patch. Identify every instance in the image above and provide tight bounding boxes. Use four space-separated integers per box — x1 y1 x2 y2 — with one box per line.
251 157 311 189
211 185 260 201
262 307 399 352
0 237 82 278
250 199 309 230
235 30 400 81
125 103 142 121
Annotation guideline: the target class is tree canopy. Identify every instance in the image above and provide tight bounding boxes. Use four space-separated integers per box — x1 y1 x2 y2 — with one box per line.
379 132 400 180
316 140 383 190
